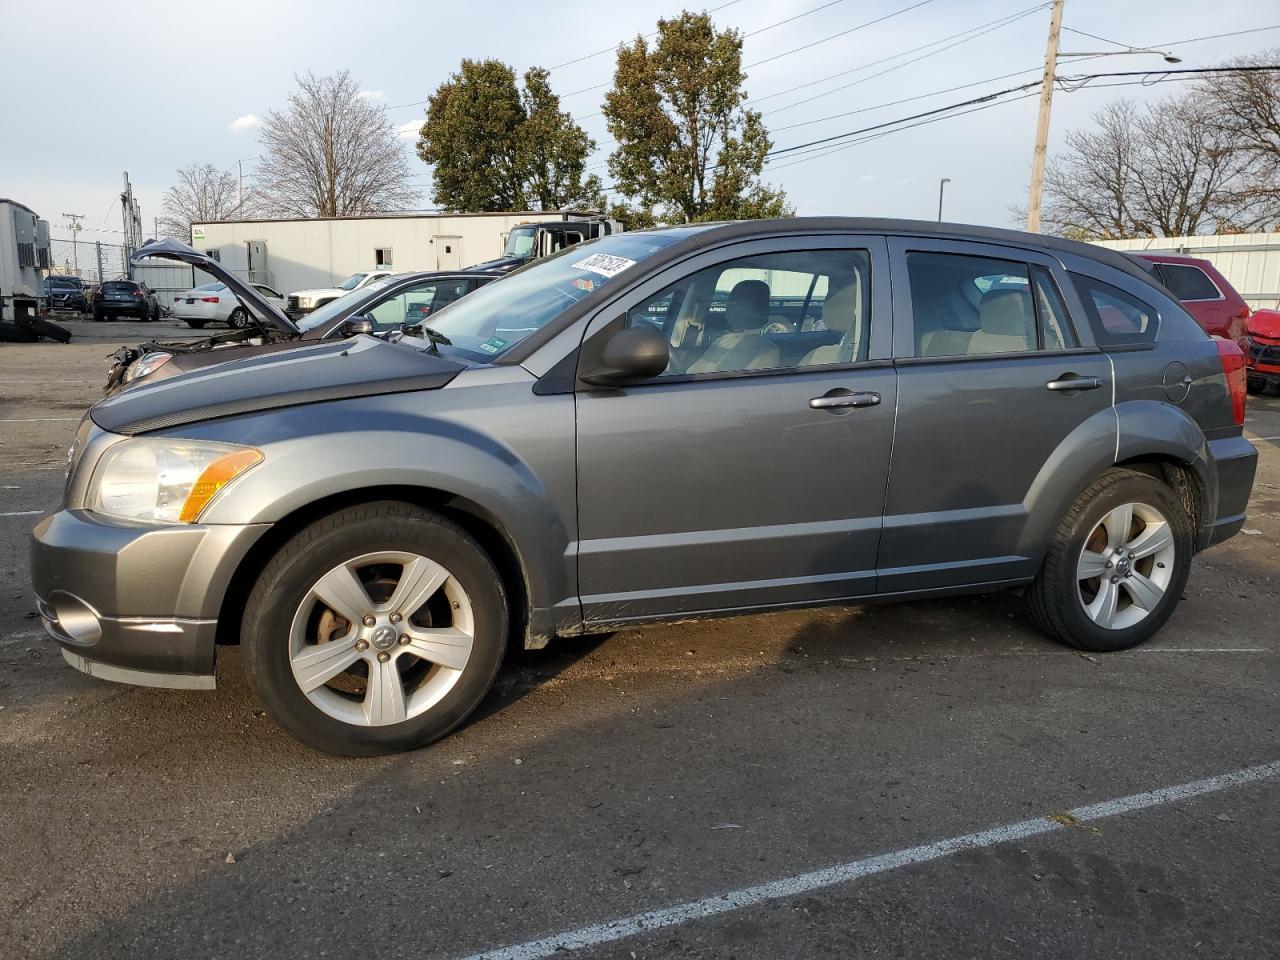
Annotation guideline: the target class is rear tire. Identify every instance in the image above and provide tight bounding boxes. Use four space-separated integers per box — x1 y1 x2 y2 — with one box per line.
1026 468 1193 652
242 502 508 756
186 320 206 329
228 307 249 329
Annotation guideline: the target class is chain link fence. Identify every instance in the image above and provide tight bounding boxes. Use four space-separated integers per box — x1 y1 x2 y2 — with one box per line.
47 238 128 283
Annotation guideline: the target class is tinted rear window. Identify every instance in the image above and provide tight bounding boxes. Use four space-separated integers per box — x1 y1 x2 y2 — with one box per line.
1156 263 1221 301
102 282 138 293
1070 274 1159 347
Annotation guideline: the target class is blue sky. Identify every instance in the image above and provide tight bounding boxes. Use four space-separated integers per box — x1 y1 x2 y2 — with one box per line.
2 0 1276 242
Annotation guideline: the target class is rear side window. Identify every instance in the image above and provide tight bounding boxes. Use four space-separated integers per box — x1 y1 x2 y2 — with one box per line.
1070 274 1159 347
907 252 1037 357
1156 263 1221 302
1031 266 1078 351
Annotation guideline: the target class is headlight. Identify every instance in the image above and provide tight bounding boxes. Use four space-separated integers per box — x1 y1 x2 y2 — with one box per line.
123 351 173 385
87 438 262 524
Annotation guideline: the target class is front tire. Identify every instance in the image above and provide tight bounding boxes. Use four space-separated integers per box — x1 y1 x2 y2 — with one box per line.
242 502 508 756
186 319 206 329
1026 468 1193 652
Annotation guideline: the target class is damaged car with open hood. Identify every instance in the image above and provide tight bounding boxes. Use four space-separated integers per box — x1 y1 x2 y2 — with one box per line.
106 238 503 393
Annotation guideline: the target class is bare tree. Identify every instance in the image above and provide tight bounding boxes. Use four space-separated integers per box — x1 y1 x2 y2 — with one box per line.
1200 52 1280 228
159 162 252 240
255 70 419 217
1043 93 1269 239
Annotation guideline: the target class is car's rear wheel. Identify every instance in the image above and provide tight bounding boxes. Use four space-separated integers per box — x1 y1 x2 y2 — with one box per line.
1026 468 1193 652
242 502 508 755
228 307 249 329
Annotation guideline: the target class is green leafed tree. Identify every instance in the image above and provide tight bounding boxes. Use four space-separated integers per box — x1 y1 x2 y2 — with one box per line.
416 60 603 212
602 11 791 224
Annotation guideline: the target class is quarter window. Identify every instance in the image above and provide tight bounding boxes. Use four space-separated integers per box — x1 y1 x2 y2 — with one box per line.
1070 274 1159 346
626 249 872 376
1155 263 1220 301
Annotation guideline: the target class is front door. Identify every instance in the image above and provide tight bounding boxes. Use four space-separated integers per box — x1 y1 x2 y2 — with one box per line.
877 238 1114 593
574 237 897 625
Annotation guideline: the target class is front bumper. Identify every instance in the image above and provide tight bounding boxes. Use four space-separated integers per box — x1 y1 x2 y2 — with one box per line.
30 509 270 688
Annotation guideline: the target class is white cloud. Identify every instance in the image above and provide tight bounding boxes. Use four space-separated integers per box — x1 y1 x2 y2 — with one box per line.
229 114 260 133
358 90 386 102
396 119 420 139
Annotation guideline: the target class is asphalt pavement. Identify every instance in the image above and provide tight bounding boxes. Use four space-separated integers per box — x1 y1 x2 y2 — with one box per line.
1 333 1277 960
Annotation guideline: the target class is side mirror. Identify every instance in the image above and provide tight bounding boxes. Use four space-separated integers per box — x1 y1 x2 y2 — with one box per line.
339 315 374 337
580 325 669 386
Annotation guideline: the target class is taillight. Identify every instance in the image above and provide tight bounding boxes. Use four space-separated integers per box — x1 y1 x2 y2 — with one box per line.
200 296 220 303
1215 338 1247 426
132 290 143 298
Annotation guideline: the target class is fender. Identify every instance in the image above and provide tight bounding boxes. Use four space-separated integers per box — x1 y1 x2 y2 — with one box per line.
167 383 579 641
1112 398 1216 542
1015 405 1119 564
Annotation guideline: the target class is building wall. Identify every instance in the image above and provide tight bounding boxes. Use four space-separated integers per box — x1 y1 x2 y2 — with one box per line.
190 212 566 295
1094 233 1280 311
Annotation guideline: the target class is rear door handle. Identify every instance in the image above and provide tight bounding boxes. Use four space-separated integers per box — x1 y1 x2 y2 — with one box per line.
1046 375 1103 392
810 390 881 410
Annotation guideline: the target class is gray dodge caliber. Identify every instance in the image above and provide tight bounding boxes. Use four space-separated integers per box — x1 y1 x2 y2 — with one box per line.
31 218 1257 755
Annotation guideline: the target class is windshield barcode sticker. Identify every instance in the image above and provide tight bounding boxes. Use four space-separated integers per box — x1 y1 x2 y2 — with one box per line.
571 253 636 278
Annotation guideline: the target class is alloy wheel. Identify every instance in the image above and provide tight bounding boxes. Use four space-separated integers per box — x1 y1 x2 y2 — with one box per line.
1076 501 1176 630
288 550 475 726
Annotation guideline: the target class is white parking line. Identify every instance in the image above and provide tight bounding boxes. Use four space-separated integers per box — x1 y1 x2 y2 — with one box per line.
0 417 80 423
457 759 1280 960
0 511 42 517
1248 436 1280 444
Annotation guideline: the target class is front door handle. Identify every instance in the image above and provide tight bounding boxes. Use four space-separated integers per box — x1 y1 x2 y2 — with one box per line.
1046 374 1103 392
809 390 881 410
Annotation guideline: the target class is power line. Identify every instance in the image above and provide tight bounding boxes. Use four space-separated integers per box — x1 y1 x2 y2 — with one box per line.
1060 25 1135 49
765 63 1280 162
548 0 743 71
746 0 937 68
748 3 1046 106
763 3 1049 115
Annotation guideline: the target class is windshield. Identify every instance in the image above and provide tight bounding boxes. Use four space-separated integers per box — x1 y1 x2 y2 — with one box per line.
297 276 398 331
503 226 538 259
337 273 369 291
423 233 681 361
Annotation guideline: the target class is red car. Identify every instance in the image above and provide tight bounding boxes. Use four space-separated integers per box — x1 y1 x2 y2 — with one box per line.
1243 307 1280 395
1134 253 1251 343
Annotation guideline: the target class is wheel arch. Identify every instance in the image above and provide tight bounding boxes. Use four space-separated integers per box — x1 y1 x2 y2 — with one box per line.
215 485 536 653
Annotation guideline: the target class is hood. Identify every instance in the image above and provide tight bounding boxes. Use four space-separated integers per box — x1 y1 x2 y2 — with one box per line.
1248 308 1280 340
131 238 300 335
292 286 347 297
92 334 466 435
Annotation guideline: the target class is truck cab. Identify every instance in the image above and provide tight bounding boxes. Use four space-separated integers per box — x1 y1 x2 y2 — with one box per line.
469 213 621 274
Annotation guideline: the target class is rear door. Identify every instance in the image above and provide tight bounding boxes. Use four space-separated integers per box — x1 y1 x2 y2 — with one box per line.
878 237 1114 593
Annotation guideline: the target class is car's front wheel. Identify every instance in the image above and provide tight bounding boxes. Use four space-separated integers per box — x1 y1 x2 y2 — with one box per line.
243 502 508 755
186 319 206 329
1026 468 1193 652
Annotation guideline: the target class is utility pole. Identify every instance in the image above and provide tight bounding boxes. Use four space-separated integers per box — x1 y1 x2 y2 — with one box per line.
1026 0 1065 234
61 212 84 275
937 178 951 222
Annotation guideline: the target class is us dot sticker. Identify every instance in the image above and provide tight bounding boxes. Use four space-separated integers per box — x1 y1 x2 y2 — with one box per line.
571 253 637 278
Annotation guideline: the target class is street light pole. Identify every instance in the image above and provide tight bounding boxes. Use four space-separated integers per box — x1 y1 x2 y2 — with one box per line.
937 178 951 221
1026 0 1065 234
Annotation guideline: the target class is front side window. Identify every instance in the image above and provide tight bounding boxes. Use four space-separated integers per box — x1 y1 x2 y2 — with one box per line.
1071 274 1159 346
1156 263 1221 302
626 249 872 376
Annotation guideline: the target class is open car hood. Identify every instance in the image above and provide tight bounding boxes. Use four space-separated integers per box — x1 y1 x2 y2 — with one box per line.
131 238 300 335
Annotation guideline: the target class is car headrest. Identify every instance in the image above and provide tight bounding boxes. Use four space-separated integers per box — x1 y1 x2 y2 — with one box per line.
822 278 861 334
979 288 1032 337
725 279 770 331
